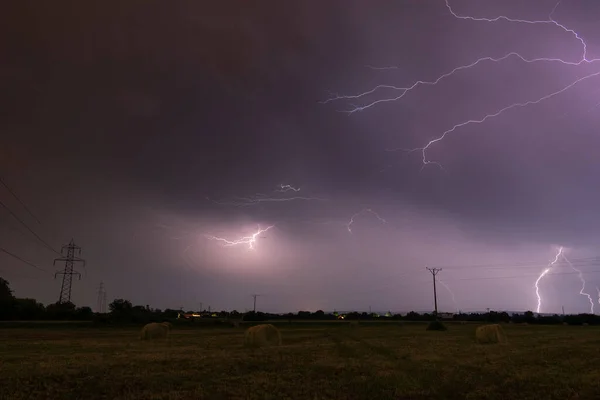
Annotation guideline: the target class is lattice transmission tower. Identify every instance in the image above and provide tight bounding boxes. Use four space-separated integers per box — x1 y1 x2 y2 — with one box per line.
54 239 85 304
97 281 107 313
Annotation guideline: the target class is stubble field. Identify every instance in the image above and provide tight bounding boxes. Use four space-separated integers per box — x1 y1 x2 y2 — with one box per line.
1 321 598 399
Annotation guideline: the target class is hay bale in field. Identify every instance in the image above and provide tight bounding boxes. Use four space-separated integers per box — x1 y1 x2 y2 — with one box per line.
161 321 173 330
583 322 589 326
349 321 359 328
426 320 447 331
244 324 281 348
140 322 170 340
459 321 468 325
475 324 507 344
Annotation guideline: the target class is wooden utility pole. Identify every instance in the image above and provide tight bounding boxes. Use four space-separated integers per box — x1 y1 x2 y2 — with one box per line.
426 267 442 318
251 294 262 312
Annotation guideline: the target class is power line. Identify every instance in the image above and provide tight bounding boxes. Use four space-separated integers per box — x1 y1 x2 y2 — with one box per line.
0 175 41 224
0 247 48 272
430 256 600 271
449 268 600 282
0 198 59 255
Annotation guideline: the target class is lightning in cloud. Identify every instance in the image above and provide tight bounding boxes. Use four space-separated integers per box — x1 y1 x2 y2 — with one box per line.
205 225 274 250
535 247 563 314
597 287 600 306
323 1 600 170
562 253 594 314
346 208 387 233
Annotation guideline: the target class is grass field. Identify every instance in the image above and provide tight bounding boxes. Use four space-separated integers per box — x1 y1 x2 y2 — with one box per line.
1 321 598 399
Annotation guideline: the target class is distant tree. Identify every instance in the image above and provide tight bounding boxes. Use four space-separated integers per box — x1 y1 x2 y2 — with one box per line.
162 308 179 319
13 298 45 320
46 302 76 320
74 306 94 320
524 310 535 323
109 299 133 313
0 277 13 301
108 299 134 322
345 312 360 320
406 311 421 321
297 311 311 319
0 277 15 320
498 312 511 323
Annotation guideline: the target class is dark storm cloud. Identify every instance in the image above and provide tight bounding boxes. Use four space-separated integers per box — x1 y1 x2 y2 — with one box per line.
3 1 600 314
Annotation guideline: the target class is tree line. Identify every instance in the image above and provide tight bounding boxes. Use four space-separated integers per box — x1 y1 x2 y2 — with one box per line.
1 277 599 325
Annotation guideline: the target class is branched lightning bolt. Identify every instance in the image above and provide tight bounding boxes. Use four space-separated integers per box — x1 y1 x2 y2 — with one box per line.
323 1 600 169
415 71 600 169
535 247 563 313
276 184 301 192
597 287 600 306
438 278 459 312
535 247 595 314
562 253 594 314
346 208 387 233
205 225 274 250
207 184 325 207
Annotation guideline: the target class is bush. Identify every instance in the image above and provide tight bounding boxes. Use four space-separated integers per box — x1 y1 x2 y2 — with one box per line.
426 320 447 331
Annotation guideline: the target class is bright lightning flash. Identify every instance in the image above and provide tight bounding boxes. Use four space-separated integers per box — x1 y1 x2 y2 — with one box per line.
563 253 594 314
323 1 600 170
346 208 387 233
535 247 563 314
205 225 274 250
535 247 595 314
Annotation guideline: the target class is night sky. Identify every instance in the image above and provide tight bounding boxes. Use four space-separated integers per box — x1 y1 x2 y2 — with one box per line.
3 0 600 314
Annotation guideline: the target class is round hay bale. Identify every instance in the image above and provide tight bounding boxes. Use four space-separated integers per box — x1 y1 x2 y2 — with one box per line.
426 320 447 331
244 324 281 348
140 322 170 340
475 324 507 344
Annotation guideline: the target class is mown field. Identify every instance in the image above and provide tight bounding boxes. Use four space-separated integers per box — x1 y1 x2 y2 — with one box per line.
1 321 599 399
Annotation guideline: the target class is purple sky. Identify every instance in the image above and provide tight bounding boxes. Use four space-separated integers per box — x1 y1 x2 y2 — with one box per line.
2 0 600 314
